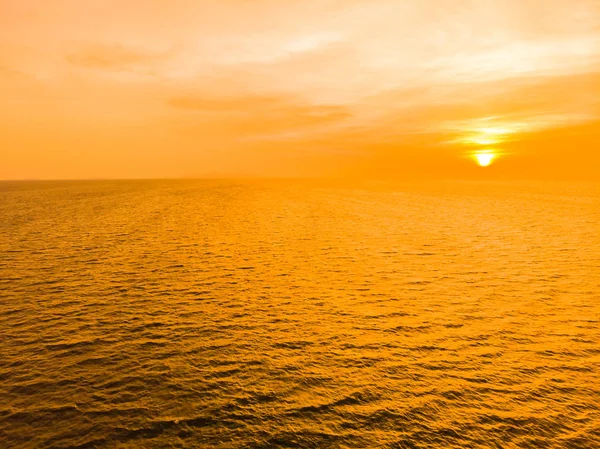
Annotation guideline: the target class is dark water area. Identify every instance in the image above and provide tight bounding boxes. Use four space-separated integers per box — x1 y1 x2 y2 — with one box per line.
1 179 599 448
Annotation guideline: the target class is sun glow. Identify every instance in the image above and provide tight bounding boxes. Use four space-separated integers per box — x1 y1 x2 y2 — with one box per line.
462 125 517 146
474 150 497 167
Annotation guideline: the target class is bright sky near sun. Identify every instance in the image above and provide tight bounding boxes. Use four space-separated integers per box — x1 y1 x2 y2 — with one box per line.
1 0 599 179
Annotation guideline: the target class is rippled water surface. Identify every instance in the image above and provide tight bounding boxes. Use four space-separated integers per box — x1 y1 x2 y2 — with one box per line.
1 179 599 448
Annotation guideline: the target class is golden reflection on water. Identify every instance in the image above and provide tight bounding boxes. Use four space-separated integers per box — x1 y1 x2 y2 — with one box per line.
0 179 599 448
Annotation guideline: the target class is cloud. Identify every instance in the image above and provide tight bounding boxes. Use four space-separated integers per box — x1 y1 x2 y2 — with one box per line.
0 65 28 79
66 44 169 71
167 93 352 142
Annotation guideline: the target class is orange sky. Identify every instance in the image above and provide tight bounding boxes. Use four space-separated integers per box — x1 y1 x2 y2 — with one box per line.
1 0 599 180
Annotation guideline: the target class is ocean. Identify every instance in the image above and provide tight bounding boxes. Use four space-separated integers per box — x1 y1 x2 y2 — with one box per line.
1 179 598 448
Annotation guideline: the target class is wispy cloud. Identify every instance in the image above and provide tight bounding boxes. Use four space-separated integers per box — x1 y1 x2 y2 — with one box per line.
66 44 171 72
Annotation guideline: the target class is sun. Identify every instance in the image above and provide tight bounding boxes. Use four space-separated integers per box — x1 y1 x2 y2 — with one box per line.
473 150 496 167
